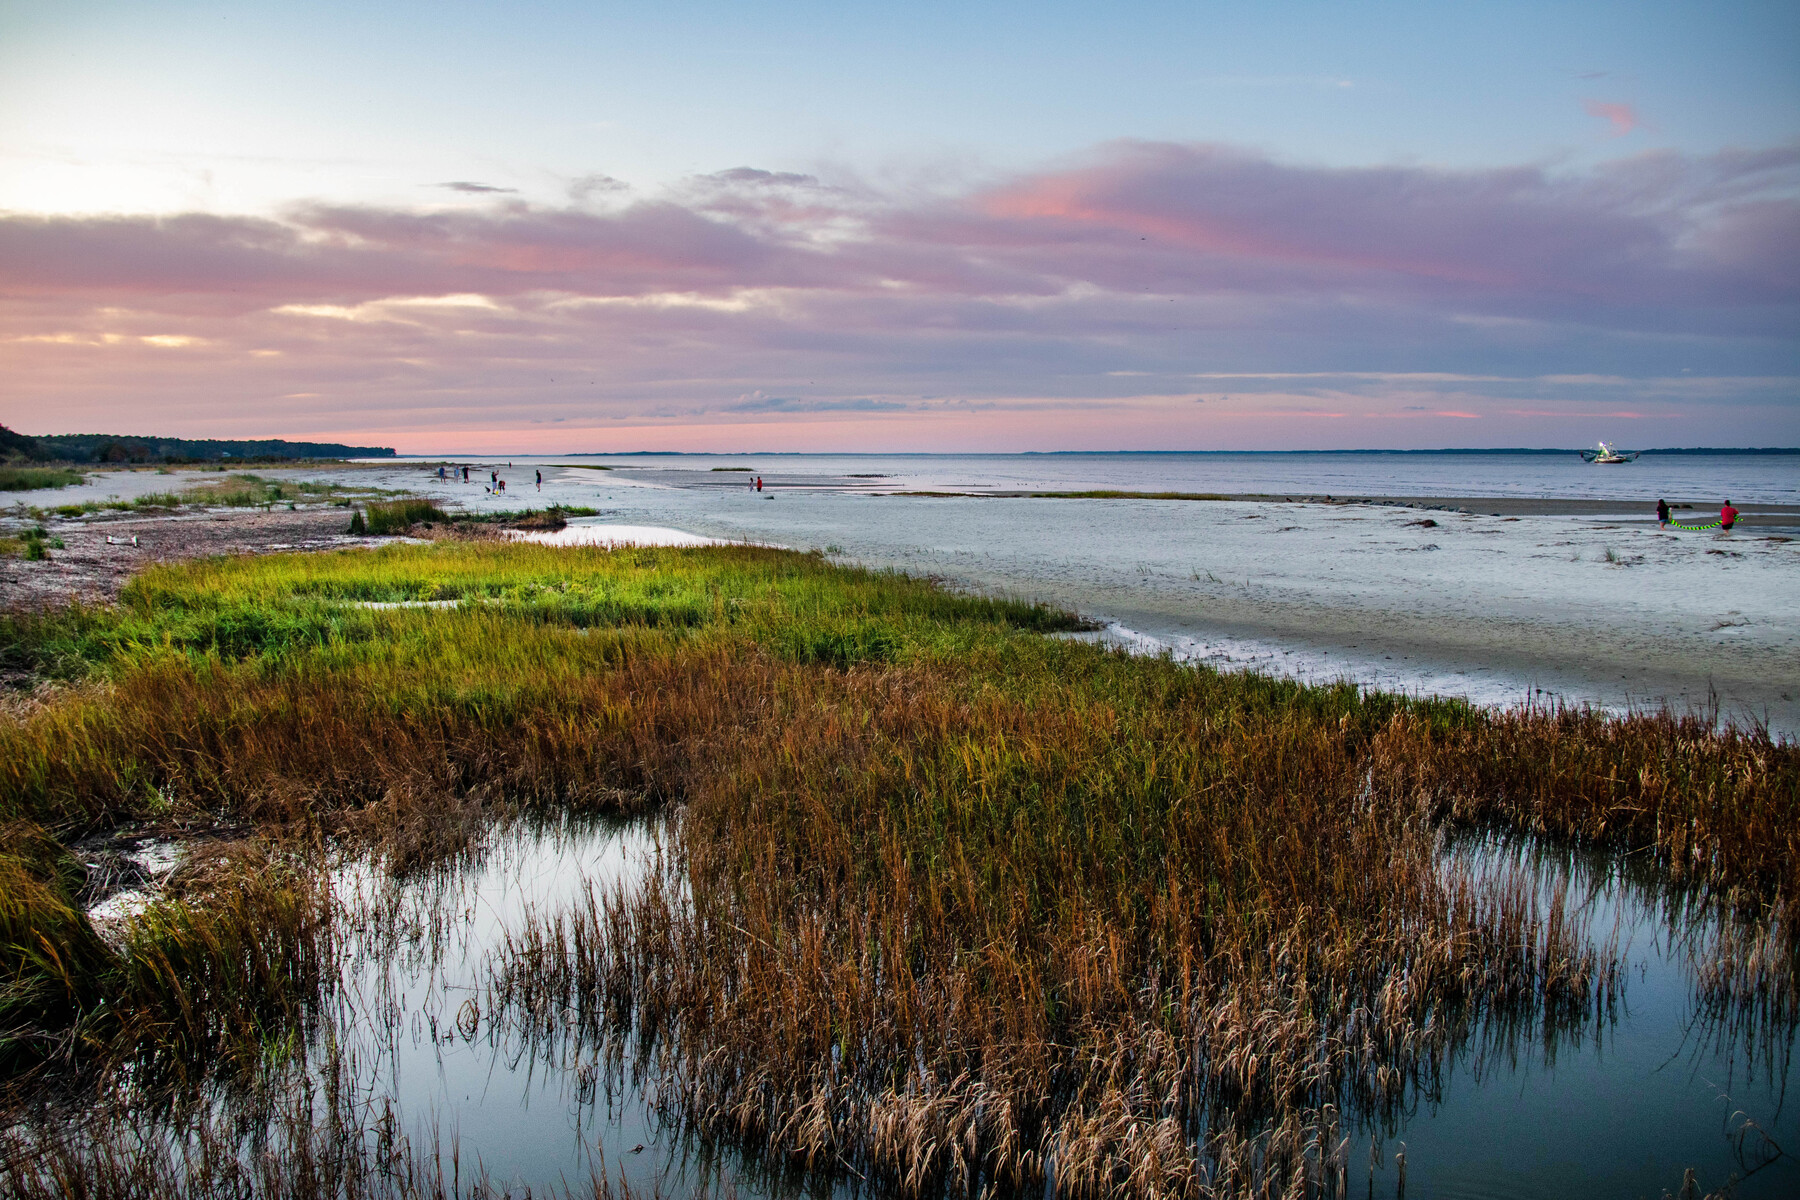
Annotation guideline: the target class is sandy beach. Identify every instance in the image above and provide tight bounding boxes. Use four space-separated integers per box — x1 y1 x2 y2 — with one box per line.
7 460 1797 734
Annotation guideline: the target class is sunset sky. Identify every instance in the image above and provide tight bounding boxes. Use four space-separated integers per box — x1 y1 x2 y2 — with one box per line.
2 1 1795 453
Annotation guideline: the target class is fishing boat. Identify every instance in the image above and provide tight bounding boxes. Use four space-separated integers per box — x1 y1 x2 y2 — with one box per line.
1579 440 1640 464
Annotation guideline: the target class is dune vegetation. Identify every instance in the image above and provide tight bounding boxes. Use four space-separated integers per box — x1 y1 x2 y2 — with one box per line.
0 541 1794 1196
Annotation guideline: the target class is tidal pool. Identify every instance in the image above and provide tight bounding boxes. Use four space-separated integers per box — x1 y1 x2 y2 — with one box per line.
323 817 1794 1197
1372 834 1794 1198
29 813 1792 1198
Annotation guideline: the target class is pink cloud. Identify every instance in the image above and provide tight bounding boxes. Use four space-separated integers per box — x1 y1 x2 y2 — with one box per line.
4 141 1792 315
1584 99 1641 138
1 140 1795 449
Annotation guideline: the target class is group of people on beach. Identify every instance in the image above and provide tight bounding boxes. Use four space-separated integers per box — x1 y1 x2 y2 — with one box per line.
1656 497 1739 533
432 464 544 495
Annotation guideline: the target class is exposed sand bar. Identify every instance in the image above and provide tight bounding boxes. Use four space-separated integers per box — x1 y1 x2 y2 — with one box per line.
506 522 729 548
896 491 1800 523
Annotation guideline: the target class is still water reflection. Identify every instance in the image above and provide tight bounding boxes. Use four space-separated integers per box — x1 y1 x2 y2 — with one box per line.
27 813 1789 1198
313 817 1792 1197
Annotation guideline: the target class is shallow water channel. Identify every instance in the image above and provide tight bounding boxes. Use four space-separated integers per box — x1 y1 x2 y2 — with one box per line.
1370 835 1794 1198
71 813 1794 1198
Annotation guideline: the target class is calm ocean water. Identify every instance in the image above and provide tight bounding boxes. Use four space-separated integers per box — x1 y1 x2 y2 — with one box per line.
408 451 1800 505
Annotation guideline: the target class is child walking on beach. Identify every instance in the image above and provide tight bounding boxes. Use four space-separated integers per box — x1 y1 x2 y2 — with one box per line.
1720 499 1739 534
1656 498 1670 528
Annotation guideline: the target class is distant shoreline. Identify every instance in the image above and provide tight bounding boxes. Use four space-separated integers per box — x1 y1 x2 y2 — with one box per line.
402 446 1800 459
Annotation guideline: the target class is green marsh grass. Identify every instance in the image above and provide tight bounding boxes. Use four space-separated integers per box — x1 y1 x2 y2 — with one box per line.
130 491 185 510
166 473 393 512
0 541 1794 1195
26 474 391 518
361 498 449 534
2 527 62 560
477 504 597 529
0 467 84 492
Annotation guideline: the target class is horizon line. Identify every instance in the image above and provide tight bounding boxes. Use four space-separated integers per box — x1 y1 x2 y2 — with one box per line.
383 446 1800 458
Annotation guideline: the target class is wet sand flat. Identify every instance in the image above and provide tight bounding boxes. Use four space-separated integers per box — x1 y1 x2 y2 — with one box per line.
602 486 1800 735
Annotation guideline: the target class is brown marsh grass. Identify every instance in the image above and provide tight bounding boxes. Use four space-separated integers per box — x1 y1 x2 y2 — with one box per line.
0 1039 746 1200
0 542 1794 1196
479 657 1654 1196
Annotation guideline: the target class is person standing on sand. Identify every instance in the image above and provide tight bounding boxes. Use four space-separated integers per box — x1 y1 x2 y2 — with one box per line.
536 469 542 491
1720 499 1739 534
756 475 763 492
1656 498 1670 528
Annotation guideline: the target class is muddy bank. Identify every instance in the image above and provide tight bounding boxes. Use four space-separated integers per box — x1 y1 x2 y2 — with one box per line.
0 507 365 610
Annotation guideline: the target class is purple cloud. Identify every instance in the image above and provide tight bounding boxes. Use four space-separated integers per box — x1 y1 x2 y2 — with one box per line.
5 141 1792 314
1 140 1794 449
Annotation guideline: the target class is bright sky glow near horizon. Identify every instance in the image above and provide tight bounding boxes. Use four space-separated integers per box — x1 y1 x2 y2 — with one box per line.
1 1 1796 453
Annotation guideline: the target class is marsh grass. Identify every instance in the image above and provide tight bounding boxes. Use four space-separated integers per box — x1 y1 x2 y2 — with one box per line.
109 842 332 1077
476 657 1644 1195
0 542 1794 1196
2 527 63 560
361 498 449 534
130 491 186 510
142 473 392 512
1 825 328 1085
0 544 1081 1082
0 467 84 492
27 475 390 519
0 821 114 1061
0 1040 701 1200
460 503 601 528
403 503 600 532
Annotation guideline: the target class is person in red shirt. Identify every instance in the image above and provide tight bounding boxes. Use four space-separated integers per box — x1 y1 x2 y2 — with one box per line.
1720 499 1739 534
